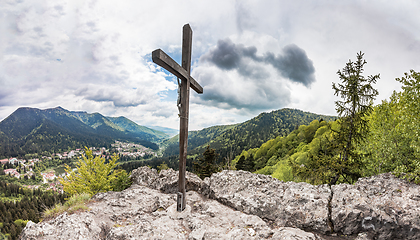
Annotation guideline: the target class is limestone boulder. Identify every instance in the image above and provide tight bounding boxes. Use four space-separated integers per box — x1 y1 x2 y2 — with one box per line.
331 173 420 239
202 170 332 234
131 166 203 193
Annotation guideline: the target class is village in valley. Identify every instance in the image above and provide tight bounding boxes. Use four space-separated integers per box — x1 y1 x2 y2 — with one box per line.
0 141 157 192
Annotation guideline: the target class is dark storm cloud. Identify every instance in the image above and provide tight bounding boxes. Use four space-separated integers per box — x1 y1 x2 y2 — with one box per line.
201 39 316 86
264 44 316 86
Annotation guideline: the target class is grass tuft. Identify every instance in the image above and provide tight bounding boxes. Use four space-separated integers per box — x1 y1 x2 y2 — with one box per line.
43 193 92 220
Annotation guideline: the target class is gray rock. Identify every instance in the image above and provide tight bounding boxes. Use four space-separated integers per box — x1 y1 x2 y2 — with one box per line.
271 227 324 240
20 169 420 239
331 173 420 239
354 232 370 240
202 170 331 234
20 184 319 240
131 166 203 193
130 166 158 187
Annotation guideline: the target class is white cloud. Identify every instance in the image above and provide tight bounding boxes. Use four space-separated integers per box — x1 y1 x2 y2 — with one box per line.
0 0 419 131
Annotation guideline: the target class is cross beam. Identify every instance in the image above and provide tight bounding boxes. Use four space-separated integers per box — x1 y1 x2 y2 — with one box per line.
152 49 203 94
152 24 203 212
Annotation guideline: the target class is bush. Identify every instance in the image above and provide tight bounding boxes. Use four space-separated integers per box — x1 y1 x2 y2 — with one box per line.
59 147 131 196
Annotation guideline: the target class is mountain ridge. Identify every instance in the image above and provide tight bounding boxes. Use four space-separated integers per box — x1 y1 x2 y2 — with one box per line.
162 108 336 161
0 106 167 157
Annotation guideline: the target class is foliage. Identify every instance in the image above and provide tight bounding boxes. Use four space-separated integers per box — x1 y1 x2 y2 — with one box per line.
360 70 420 183
110 169 132 192
59 147 128 196
235 154 255 172
157 163 169 173
43 193 91 220
245 67 420 186
13 219 29 228
193 146 219 179
395 70 420 157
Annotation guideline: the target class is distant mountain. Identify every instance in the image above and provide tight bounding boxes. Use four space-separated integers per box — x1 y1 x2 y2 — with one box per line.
0 107 168 157
107 117 169 142
147 126 178 138
162 108 336 161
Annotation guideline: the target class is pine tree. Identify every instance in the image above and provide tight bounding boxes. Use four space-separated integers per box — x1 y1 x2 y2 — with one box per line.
236 154 255 172
193 146 219 179
290 52 379 185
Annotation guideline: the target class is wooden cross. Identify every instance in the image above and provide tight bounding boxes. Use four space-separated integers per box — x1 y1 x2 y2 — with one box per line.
152 24 203 212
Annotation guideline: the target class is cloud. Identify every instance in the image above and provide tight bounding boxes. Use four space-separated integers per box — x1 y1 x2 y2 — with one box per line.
264 44 316 86
192 64 291 112
75 86 149 107
235 1 255 33
193 38 315 112
1 0 420 132
201 38 315 86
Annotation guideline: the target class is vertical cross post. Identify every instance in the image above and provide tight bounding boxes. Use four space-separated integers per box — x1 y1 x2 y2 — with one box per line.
152 24 203 212
178 24 192 211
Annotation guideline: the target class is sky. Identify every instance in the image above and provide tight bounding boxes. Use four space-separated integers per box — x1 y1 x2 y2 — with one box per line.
1 0 419 131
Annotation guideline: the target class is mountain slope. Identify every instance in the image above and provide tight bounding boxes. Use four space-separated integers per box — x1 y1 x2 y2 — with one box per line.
162 124 238 157
162 108 336 161
147 126 178 138
107 117 169 142
0 107 166 157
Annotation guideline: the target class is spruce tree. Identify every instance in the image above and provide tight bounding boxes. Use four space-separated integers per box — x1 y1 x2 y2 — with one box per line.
291 52 379 185
330 51 379 184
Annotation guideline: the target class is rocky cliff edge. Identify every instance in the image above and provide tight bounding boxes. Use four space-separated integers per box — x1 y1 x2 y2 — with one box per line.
20 167 420 239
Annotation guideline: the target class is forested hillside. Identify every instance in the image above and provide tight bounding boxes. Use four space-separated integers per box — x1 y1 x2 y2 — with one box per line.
237 69 420 185
107 116 169 142
162 124 238 157
0 180 66 240
163 108 336 162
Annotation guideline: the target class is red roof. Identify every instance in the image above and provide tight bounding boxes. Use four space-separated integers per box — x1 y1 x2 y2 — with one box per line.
0 159 9 164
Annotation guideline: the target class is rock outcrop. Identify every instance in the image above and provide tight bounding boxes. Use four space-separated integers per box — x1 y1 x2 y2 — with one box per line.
331 173 420 239
130 167 203 194
20 167 420 239
201 170 332 234
20 182 322 239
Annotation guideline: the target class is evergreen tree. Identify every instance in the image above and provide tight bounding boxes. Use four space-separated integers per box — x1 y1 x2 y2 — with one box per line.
235 155 247 171
290 52 379 185
193 146 219 179
236 154 255 172
9 224 16 240
329 51 379 184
